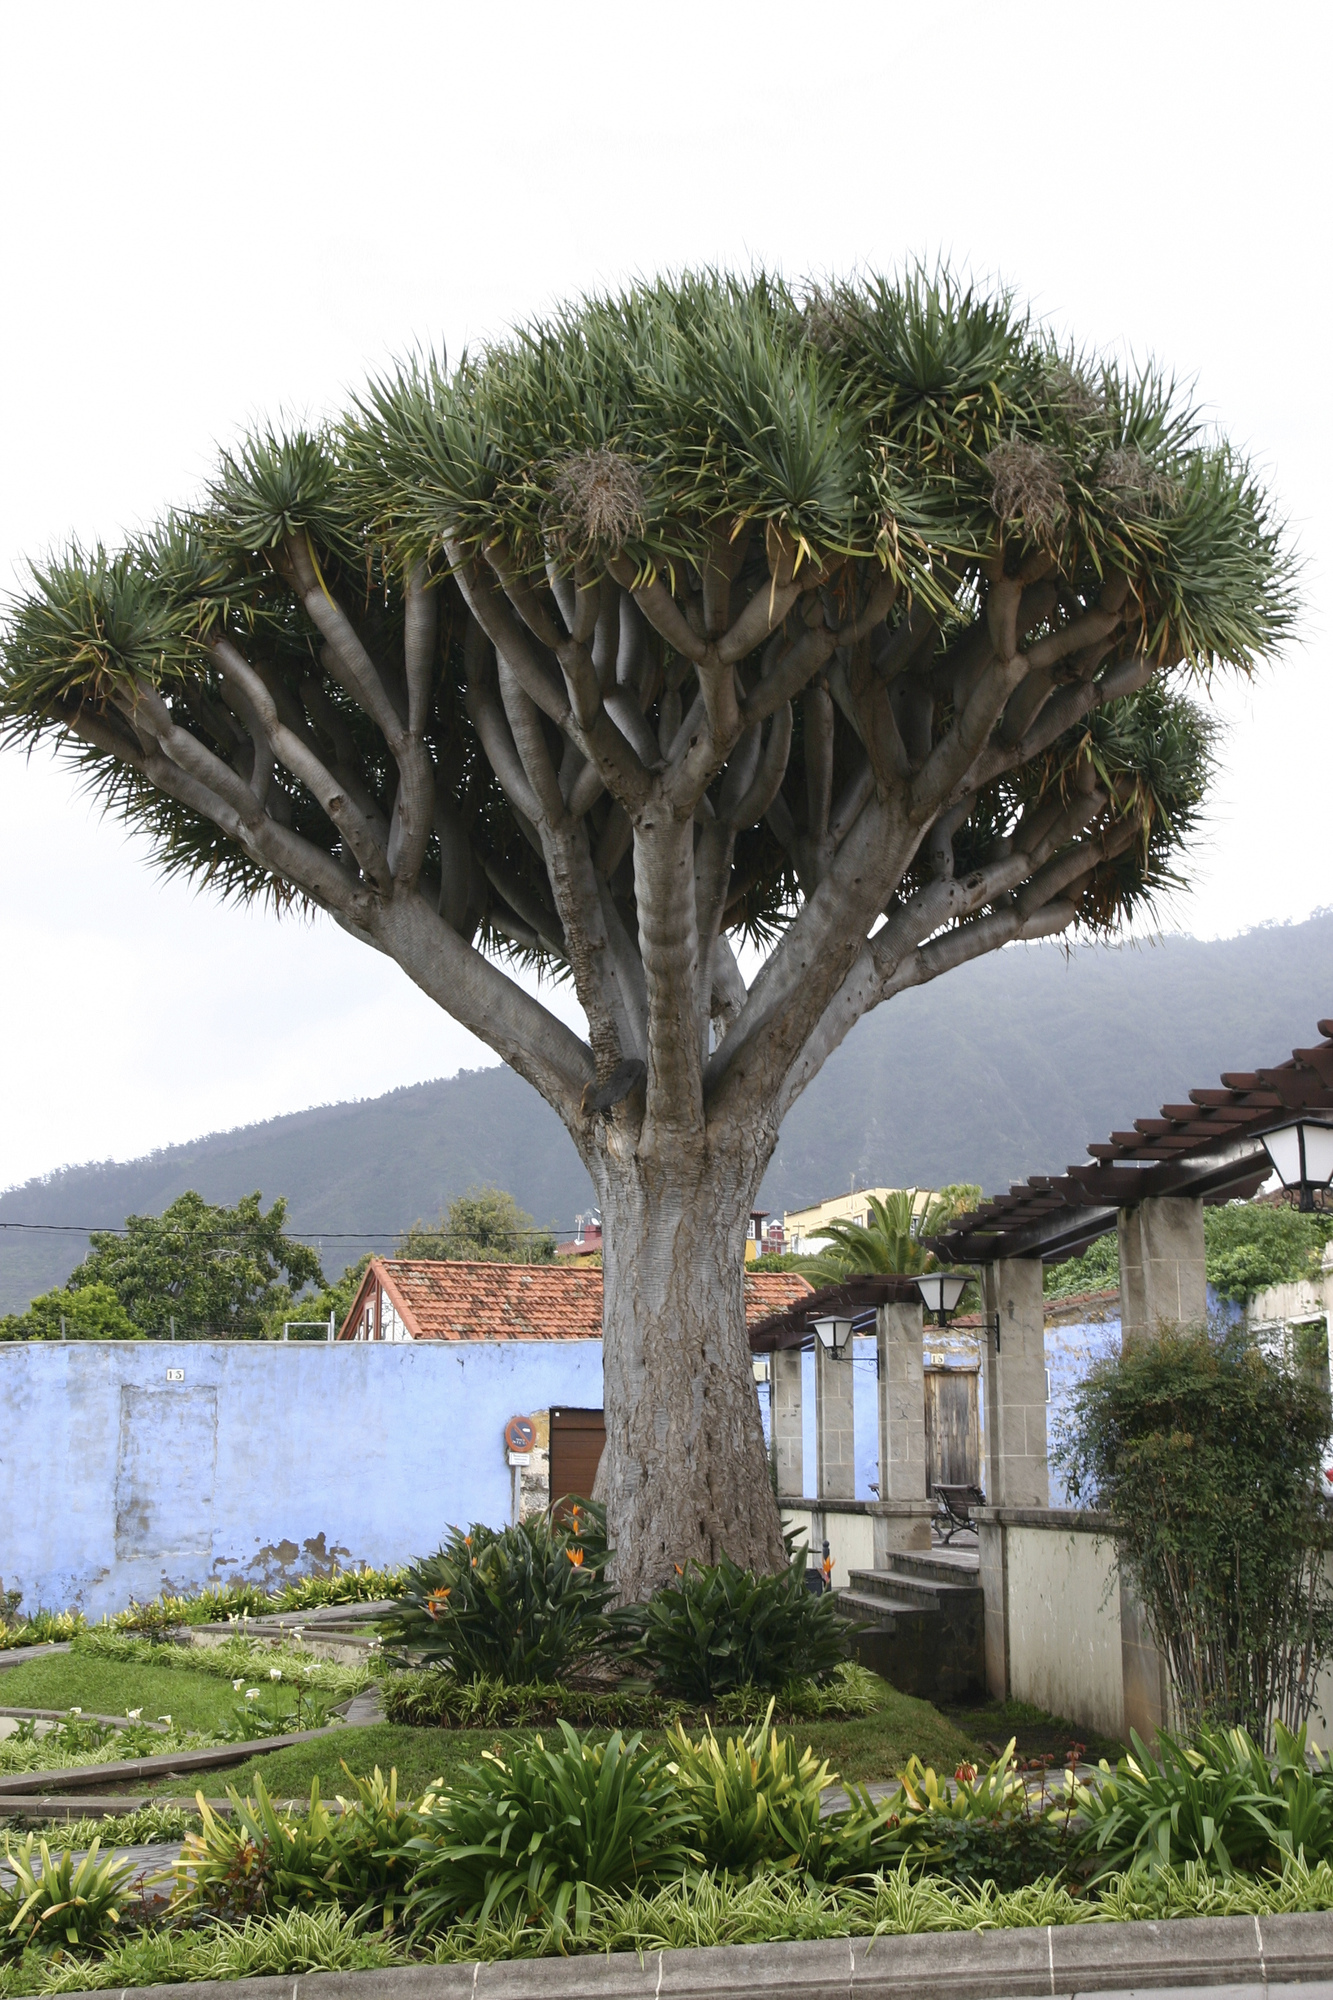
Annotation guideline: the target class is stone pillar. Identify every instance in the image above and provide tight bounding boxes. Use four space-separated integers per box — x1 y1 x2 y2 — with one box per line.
771 1345 804 1500
1118 1196 1207 1338
873 1301 933 1553
980 1259 1049 1508
815 1337 856 1501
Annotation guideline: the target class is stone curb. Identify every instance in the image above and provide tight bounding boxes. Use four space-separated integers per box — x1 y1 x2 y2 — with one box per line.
0 1642 71 1669
0 1724 335 1794
52 1909 1333 2000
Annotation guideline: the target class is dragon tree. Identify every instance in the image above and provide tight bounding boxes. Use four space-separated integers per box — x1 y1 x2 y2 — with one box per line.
1 272 1293 1598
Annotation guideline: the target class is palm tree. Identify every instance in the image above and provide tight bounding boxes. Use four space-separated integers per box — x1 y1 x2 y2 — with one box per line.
805 1187 975 1285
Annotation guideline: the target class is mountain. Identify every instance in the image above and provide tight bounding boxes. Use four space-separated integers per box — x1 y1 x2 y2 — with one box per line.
3 912 1330 1313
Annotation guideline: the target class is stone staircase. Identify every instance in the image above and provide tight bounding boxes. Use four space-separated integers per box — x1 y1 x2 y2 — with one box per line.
838 1549 985 1702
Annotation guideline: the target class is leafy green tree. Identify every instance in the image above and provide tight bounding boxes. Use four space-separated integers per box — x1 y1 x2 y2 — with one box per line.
261 1250 372 1341
0 268 1292 1595
62 1191 323 1339
398 1185 555 1262
1055 1322 1333 1738
1043 1233 1121 1301
1205 1202 1333 1303
806 1185 981 1283
1044 1202 1333 1306
0 1281 141 1341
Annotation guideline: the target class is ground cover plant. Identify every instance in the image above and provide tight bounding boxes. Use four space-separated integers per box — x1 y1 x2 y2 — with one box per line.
0 1809 196 1854
3 1858 1333 1995
0 1861 1323 1998
1055 1321 1333 1739
0 1631 375 1777
381 1659 884 1732
10 1718 1333 1991
0 1565 404 1654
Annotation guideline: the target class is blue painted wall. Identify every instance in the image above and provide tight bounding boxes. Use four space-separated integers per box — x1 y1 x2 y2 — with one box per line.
0 1340 602 1619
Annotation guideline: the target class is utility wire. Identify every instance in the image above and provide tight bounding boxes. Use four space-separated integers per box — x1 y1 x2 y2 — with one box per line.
0 1221 592 1238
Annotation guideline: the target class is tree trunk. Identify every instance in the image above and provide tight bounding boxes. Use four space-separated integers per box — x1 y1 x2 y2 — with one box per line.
595 1143 786 1603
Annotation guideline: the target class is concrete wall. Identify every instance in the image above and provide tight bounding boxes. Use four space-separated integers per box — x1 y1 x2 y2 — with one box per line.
780 1503 876 1590
1004 1518 1124 1742
0 1339 602 1619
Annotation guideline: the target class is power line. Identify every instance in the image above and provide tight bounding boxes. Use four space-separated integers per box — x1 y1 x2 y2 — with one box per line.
0 1221 588 1239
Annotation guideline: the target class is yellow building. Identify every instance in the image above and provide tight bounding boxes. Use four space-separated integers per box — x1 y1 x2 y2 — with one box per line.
781 1187 932 1256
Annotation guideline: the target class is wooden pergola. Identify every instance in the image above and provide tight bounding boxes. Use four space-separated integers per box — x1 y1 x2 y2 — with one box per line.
930 1018 1333 1265
747 1274 922 1352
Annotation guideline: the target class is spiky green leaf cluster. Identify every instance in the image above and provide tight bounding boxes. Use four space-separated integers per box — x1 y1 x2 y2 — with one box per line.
0 265 1296 963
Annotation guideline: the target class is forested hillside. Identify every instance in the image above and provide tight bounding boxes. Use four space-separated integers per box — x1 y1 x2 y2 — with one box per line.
2 913 1329 1312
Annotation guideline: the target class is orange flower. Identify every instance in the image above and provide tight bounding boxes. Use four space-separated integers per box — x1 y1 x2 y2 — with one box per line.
566 1547 585 1567
673 1564 684 1576
425 1588 451 1620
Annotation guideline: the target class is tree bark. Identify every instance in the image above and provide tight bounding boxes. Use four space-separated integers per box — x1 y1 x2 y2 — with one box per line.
594 1137 786 1602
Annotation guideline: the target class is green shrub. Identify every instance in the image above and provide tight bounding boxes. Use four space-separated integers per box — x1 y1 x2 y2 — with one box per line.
665 1705 835 1874
1073 1720 1333 1878
174 1768 418 1924
404 1723 695 1938
0 1607 85 1651
270 1566 406 1611
382 1508 614 1682
0 1835 142 1954
1054 1321 1333 1739
624 1551 846 1700
14 1805 196 1853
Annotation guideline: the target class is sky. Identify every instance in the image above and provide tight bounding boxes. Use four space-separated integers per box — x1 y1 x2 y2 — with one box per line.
0 0 1328 1190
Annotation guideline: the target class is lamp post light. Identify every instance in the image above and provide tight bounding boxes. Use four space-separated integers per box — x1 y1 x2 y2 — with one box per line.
914 1270 1001 1350
812 1314 855 1360
1260 1121 1333 1215
913 1271 969 1327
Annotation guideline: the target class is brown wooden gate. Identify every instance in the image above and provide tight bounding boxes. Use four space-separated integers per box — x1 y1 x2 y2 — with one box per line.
548 1406 606 1518
923 1366 980 1494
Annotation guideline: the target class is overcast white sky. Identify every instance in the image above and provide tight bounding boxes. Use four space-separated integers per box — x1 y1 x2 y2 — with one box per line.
0 0 1328 1190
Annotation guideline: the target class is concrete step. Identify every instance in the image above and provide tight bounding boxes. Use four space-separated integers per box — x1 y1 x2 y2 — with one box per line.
886 1549 981 1587
836 1589 935 1628
845 1566 983 1613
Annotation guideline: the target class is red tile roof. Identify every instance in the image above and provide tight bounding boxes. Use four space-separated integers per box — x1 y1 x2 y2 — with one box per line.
744 1269 815 1324
340 1259 811 1343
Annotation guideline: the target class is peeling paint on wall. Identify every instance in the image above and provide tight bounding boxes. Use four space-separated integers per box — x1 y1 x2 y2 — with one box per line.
0 1339 603 1618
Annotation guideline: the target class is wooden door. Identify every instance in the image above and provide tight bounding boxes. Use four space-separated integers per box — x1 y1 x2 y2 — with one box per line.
548 1406 606 1519
923 1367 980 1494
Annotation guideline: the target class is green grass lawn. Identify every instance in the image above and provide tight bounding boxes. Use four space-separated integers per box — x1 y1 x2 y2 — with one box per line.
940 1696 1124 1767
0 1650 976 1801
138 1677 976 1802
0 1654 239 1734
